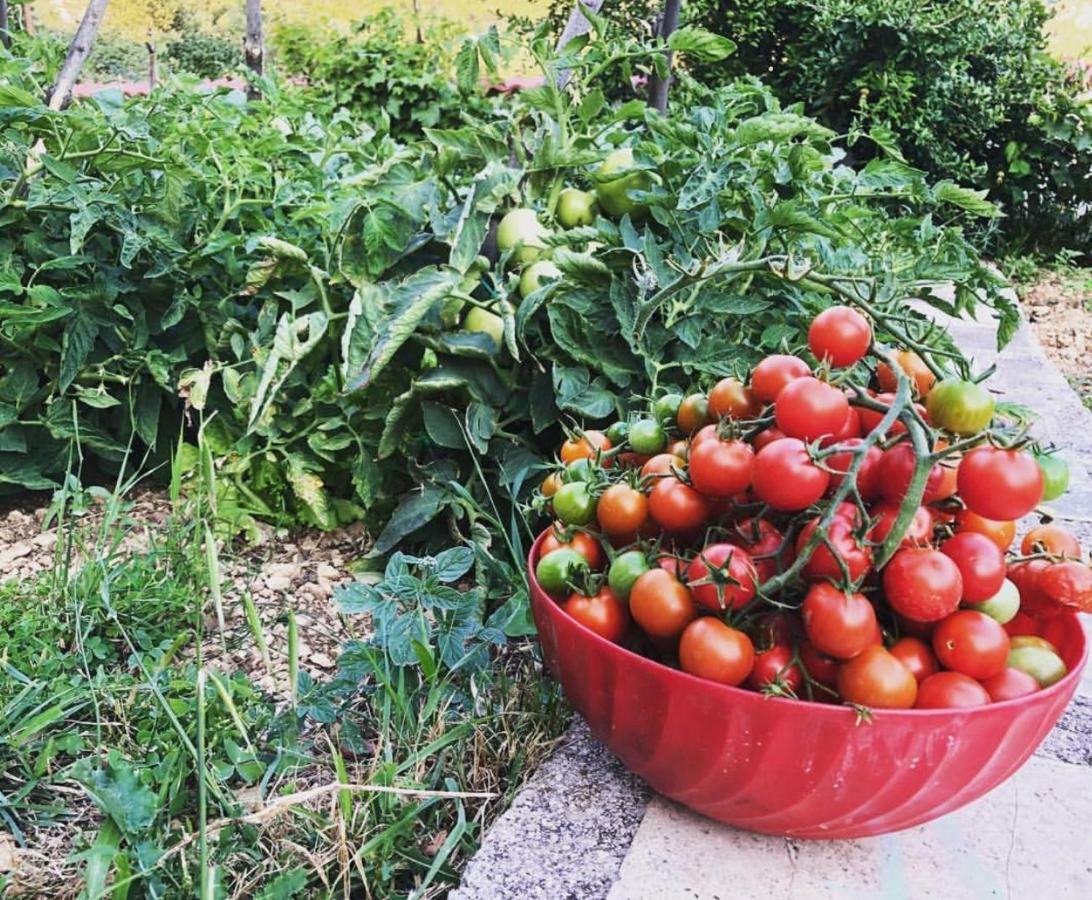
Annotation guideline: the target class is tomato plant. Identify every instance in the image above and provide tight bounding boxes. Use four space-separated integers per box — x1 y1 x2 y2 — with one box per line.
925 379 995 436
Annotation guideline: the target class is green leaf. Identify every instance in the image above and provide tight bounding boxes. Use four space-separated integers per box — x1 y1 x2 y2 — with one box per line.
455 41 480 94
422 402 465 450
736 112 834 146
431 546 474 583
667 27 736 62
372 485 449 555
934 181 1000 218
248 312 328 429
286 456 337 530
72 754 157 836
59 307 98 393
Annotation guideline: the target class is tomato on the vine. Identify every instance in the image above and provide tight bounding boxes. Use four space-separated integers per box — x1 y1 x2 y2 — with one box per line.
775 376 850 441
747 643 803 693
808 306 871 367
608 550 650 600
1021 524 1081 558
801 583 878 659
686 543 758 611
541 525 603 569
553 481 598 526
955 509 1016 551
688 438 754 497
824 439 883 500
677 393 712 433
925 379 995 436
629 569 696 638
653 393 683 424
837 646 918 708
629 419 667 455
679 618 755 685
796 516 872 583
730 518 790 581
535 547 589 597
541 472 563 498
799 641 841 690
1038 561 1092 613
751 355 810 403
883 548 963 622
641 452 685 479
1034 451 1070 502
889 636 938 683
596 484 649 537
876 350 936 397
708 377 762 420
877 442 949 505
649 476 710 533
868 502 933 549
563 587 629 643
957 447 1044 521
822 405 862 447
752 438 830 511
561 430 611 464
932 610 1010 679
939 532 1006 603
914 672 990 709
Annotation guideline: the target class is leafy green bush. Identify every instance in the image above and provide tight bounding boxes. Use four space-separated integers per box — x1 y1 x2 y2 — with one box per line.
551 0 1092 258
164 31 241 78
0 21 1012 551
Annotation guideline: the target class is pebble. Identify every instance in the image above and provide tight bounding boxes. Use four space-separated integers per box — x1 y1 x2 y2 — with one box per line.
265 575 291 591
310 652 335 670
0 542 32 565
32 532 57 549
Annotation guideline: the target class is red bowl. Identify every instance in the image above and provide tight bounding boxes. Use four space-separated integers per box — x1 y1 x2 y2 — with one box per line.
529 534 1088 839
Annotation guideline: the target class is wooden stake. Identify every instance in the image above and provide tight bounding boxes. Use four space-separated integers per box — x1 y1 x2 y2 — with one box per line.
48 0 111 110
648 0 681 112
555 0 606 87
1 2 10 51
146 32 157 91
244 0 263 101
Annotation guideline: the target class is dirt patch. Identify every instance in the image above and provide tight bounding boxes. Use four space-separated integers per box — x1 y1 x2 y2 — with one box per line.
1017 268 1092 407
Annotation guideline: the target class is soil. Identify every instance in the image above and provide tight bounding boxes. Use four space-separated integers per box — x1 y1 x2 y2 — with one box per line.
1017 268 1092 407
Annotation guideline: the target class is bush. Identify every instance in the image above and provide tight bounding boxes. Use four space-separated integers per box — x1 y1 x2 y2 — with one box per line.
164 31 241 78
551 0 1092 258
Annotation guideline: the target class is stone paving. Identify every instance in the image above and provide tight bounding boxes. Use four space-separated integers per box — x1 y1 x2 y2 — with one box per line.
455 308 1092 900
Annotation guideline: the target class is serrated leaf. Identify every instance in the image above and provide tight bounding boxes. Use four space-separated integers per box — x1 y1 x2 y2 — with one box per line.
59 307 98 393
667 27 736 62
736 112 834 146
455 41 480 94
934 181 1000 218
430 546 475 583
72 755 156 836
287 456 337 530
372 485 449 555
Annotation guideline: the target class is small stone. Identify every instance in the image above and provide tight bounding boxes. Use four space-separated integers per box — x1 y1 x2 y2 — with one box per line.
32 532 57 549
0 541 32 564
265 575 291 591
316 563 339 580
310 652 335 669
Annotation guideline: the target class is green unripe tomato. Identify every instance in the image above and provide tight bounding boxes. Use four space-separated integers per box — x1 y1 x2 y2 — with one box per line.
629 418 667 455
552 481 597 526
564 458 594 483
608 550 651 601
653 393 684 425
536 547 589 597
1035 452 1070 502
963 577 1019 624
605 420 629 445
462 307 505 350
1007 645 1067 687
557 188 598 227
519 260 562 300
596 148 653 219
496 208 550 265
925 379 996 436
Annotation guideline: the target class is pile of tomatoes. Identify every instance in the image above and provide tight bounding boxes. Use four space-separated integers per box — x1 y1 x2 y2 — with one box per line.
532 306 1091 710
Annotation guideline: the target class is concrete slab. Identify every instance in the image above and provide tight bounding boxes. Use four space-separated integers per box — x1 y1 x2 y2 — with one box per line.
608 755 1092 900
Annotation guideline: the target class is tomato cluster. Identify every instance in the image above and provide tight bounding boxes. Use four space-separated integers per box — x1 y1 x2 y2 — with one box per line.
533 310 1090 711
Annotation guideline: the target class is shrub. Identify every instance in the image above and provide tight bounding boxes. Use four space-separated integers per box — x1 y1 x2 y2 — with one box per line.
164 31 241 78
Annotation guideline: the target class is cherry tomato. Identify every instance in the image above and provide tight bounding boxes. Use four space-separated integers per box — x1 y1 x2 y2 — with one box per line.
914 672 990 709
752 438 830 511
799 641 841 689
882 548 963 622
596 484 649 537
666 438 690 459
876 350 936 397
1007 645 1067 687
821 404 862 447
563 587 629 643
679 618 755 685
686 543 758 611
751 354 811 403
747 643 803 693
979 667 1040 702
560 430 611 464
824 439 884 500
932 610 1010 679
1034 451 1070 502
775 376 850 442
1008 558 1054 617
869 502 933 548
925 379 996 436
541 472 563 498
653 393 684 425
802 583 879 659
796 516 872 583
957 447 1044 521
649 476 710 533
1021 524 1082 558
641 453 685 479
708 377 762 420
889 636 938 683
730 518 790 581
535 547 589 597
629 418 668 455
677 393 712 434
752 427 787 452
856 392 921 438
964 577 1020 624
808 305 871 366
1003 610 1040 638
688 438 754 498
1038 561 1092 613
552 481 597 526
607 550 650 601
837 646 918 709
629 569 696 639
955 509 1016 551
939 532 1006 602
877 443 948 505
541 525 603 569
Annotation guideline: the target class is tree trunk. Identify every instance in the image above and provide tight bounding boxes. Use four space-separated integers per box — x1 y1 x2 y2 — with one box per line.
21 3 35 36
48 0 111 110
146 35 157 91
244 0 263 101
554 0 606 87
648 0 682 112
1 2 10 51
412 0 423 44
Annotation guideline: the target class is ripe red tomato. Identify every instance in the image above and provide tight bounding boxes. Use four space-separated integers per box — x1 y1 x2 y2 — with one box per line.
837 646 918 708
596 484 649 537
889 636 938 683
869 502 933 548
980 667 1040 702
677 393 712 434
641 453 685 479
1038 561 1092 613
1021 524 1082 558
932 610 1010 679
914 672 990 709
824 439 884 500
802 583 879 659
688 438 754 497
799 641 841 689
563 587 629 643
708 377 762 420
876 350 936 397
751 355 811 403
796 516 872 583
957 447 1044 521
820 405 862 447
752 438 830 511
560 430 611 464
1003 610 1040 638
955 509 1016 551
649 476 710 533
629 569 696 638
775 377 850 442
752 427 787 452
856 392 920 437
747 642 803 693
541 525 603 569
876 442 949 505
882 548 963 622
939 532 1006 603
679 618 755 685
686 543 758 611
729 518 790 581
1008 558 1054 617
808 306 872 367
